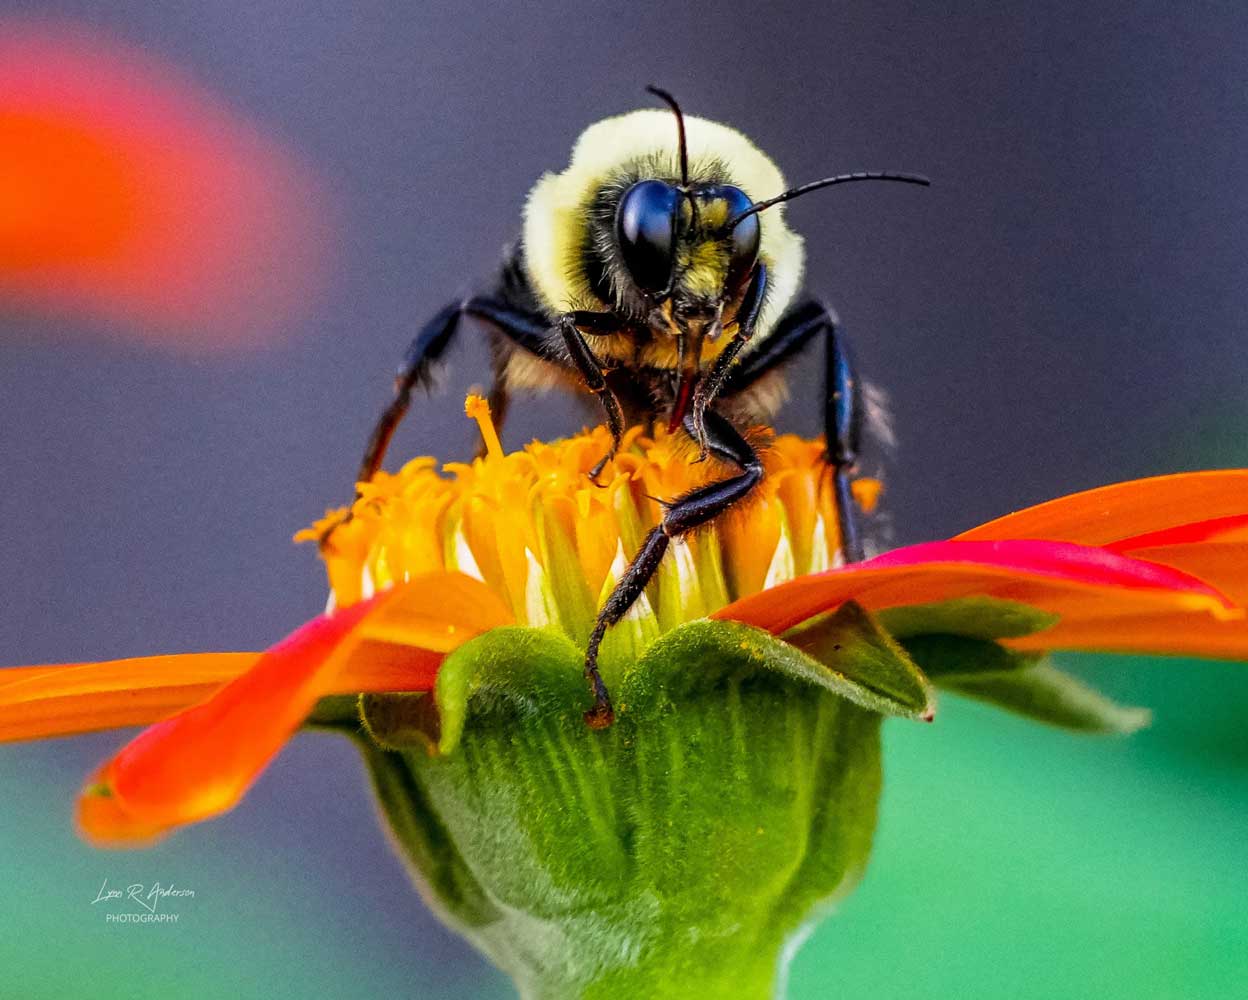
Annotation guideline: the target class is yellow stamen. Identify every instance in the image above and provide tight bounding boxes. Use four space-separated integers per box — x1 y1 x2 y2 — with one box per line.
299 397 882 663
853 478 884 515
465 393 503 462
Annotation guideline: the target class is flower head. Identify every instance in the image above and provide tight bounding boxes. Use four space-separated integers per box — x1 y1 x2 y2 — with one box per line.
4 399 1247 996
3 400 1246 845
300 396 881 666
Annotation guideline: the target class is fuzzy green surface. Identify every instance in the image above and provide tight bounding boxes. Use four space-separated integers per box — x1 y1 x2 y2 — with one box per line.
359 620 890 998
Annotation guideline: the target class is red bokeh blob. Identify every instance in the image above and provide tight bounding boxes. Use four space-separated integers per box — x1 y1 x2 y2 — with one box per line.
0 21 333 353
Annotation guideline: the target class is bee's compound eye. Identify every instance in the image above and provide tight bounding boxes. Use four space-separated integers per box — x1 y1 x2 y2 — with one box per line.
616 180 679 295
719 186 760 292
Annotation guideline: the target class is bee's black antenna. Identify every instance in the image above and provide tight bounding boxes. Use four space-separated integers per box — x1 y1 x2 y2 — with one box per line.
646 85 689 188
724 171 930 229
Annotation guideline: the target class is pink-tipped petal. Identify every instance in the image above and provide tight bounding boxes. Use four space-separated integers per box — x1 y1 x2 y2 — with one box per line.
1098 515 1248 608
715 538 1244 660
1105 513 1248 552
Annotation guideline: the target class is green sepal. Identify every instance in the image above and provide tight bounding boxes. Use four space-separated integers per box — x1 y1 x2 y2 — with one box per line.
877 596 1059 641
352 730 503 929
936 656 1152 735
358 691 441 752
305 694 364 730
779 601 936 721
900 633 1042 678
887 602 1152 734
430 625 590 755
308 695 504 931
357 619 887 999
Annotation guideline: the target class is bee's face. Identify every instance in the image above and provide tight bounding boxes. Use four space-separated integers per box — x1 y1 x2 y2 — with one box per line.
614 179 761 338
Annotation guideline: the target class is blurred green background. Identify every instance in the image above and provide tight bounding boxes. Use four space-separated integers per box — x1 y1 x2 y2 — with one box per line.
3 1 1247 997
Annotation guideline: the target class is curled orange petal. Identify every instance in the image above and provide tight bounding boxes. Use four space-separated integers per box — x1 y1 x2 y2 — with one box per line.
77 572 511 846
1111 541 1248 608
716 539 1246 662
1005 610 1248 660
1106 513 1248 551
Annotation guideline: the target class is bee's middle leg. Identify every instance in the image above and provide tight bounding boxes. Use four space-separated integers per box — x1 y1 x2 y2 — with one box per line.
582 409 763 728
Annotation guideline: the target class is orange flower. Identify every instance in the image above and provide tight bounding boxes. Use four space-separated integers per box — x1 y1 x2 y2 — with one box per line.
2 397 1245 846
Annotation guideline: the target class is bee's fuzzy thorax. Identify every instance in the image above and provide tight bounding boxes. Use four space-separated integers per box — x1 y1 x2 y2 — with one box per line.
522 109 805 339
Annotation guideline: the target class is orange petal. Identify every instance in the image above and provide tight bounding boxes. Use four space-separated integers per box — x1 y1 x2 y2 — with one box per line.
956 470 1248 545
1111 541 1248 608
0 653 256 742
1005 610 1248 660
715 539 1245 662
77 572 511 846
77 780 171 847
1107 513 1248 550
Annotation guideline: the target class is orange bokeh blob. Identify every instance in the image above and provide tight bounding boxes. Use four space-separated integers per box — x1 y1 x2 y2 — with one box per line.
0 21 333 353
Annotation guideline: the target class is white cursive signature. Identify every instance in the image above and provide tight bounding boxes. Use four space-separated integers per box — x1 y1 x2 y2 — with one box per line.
91 877 196 913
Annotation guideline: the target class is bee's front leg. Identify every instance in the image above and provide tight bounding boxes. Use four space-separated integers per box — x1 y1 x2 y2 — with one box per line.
689 263 769 461
581 409 764 728
321 296 554 549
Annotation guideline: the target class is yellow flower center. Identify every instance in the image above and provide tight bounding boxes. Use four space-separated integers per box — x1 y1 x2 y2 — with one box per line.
297 396 879 662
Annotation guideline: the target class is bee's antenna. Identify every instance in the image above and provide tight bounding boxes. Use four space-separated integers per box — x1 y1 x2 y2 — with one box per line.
646 85 689 188
724 171 930 229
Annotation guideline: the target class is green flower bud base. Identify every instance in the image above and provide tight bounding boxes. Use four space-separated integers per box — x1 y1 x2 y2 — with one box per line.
337 598 1148 999
357 618 893 999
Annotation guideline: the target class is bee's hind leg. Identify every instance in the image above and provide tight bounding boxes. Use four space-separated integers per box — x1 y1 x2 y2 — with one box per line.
356 296 554 484
319 297 550 548
582 410 763 728
720 299 864 563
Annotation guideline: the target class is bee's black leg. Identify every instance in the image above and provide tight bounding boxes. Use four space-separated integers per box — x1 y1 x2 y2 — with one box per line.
559 313 628 482
689 263 768 457
354 297 553 488
314 297 554 550
582 409 763 728
720 300 829 396
721 299 865 563
355 301 464 490
352 299 623 506
825 320 865 563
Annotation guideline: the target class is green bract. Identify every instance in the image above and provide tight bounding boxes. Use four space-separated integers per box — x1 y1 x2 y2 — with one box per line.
319 599 1147 999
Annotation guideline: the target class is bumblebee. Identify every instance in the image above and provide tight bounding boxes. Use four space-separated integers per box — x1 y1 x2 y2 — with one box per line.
350 87 927 727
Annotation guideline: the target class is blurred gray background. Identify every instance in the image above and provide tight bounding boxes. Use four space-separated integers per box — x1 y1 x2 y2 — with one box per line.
2 3 1246 998
3 2 1246 661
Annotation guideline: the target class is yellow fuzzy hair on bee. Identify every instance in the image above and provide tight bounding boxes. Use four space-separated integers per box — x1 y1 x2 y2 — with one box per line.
522 109 806 340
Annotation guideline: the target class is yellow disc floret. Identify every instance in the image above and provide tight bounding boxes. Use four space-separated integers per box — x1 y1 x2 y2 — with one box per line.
297 396 879 659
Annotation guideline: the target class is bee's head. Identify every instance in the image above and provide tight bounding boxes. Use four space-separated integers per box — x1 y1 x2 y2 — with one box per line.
614 178 761 338
607 86 927 344
536 84 926 433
